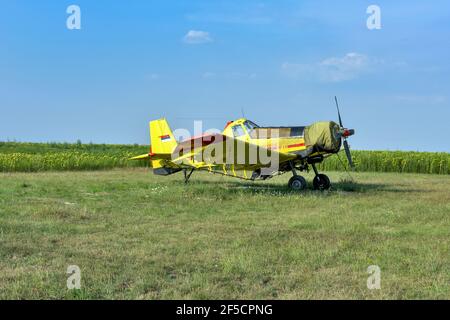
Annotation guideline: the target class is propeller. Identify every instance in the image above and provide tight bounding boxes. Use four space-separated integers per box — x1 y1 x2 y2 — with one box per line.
335 96 343 128
334 96 355 170
343 139 354 169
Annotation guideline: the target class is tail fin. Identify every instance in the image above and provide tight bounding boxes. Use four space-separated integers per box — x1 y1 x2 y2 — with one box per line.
150 118 177 155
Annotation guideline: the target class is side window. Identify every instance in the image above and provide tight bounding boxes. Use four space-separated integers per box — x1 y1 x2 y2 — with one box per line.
244 120 258 131
232 125 245 137
243 121 253 133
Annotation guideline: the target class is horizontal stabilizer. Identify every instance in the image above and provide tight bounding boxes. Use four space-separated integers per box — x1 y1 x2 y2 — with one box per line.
129 153 151 160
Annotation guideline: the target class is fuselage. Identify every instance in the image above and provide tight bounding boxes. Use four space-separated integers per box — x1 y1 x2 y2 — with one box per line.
221 118 344 158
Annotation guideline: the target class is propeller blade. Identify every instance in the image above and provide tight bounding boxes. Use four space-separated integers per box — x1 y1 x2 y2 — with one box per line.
343 139 354 170
335 96 343 128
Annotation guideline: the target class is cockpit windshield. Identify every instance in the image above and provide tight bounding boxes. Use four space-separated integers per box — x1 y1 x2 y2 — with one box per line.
243 120 259 133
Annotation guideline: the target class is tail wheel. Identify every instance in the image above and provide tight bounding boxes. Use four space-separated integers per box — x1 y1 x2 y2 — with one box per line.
288 176 307 191
313 174 331 190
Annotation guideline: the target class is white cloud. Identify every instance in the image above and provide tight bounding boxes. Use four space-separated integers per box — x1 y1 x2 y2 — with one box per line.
183 30 213 44
226 72 257 79
319 53 369 81
282 53 376 82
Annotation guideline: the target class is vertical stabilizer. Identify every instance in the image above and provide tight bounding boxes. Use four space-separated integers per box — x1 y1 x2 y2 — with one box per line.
149 118 177 154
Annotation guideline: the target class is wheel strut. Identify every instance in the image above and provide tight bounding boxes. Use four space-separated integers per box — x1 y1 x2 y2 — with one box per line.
288 161 307 191
310 163 331 190
289 161 297 176
183 168 195 184
311 163 319 177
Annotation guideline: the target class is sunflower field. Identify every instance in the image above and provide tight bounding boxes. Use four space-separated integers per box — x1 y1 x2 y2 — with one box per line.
0 141 448 174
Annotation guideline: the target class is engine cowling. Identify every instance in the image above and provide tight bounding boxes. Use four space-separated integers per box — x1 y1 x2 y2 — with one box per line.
304 121 342 153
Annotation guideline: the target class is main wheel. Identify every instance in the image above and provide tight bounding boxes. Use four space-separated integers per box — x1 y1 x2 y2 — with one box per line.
288 175 307 191
313 174 331 190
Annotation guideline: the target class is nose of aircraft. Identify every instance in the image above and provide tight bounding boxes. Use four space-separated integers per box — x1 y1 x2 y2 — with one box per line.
341 128 355 138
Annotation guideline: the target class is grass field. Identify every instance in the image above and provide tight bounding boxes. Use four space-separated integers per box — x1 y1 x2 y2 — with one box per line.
0 168 449 299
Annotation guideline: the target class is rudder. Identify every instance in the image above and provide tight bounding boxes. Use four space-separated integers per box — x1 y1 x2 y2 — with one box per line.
150 118 177 155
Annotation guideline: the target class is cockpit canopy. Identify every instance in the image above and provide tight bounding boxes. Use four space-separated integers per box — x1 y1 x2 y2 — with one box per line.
226 118 306 139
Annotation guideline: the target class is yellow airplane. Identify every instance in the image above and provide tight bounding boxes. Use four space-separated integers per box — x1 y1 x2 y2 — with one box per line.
132 97 355 191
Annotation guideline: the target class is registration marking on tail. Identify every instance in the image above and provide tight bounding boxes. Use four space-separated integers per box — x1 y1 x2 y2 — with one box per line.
160 135 171 142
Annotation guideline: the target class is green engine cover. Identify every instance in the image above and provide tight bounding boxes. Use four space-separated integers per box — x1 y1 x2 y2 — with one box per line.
304 121 341 153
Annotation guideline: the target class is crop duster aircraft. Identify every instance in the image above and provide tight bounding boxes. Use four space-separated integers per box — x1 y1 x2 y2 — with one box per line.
132 97 355 191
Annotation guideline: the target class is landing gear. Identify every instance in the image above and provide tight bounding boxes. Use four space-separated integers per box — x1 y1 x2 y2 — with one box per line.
311 163 331 190
288 175 307 191
288 161 307 191
313 174 331 190
286 161 331 191
183 168 195 184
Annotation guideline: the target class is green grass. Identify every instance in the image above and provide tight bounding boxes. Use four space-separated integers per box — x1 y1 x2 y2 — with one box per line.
0 169 449 299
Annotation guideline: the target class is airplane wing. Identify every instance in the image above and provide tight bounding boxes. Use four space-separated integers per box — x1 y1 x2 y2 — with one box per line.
172 134 296 169
130 134 298 179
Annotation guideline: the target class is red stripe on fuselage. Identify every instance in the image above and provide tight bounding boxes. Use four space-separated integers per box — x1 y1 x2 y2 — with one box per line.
287 143 305 148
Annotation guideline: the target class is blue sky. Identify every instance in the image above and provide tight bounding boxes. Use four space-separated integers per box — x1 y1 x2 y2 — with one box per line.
1 0 449 151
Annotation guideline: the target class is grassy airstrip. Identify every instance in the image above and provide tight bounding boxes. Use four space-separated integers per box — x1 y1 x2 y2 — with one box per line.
0 168 449 299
